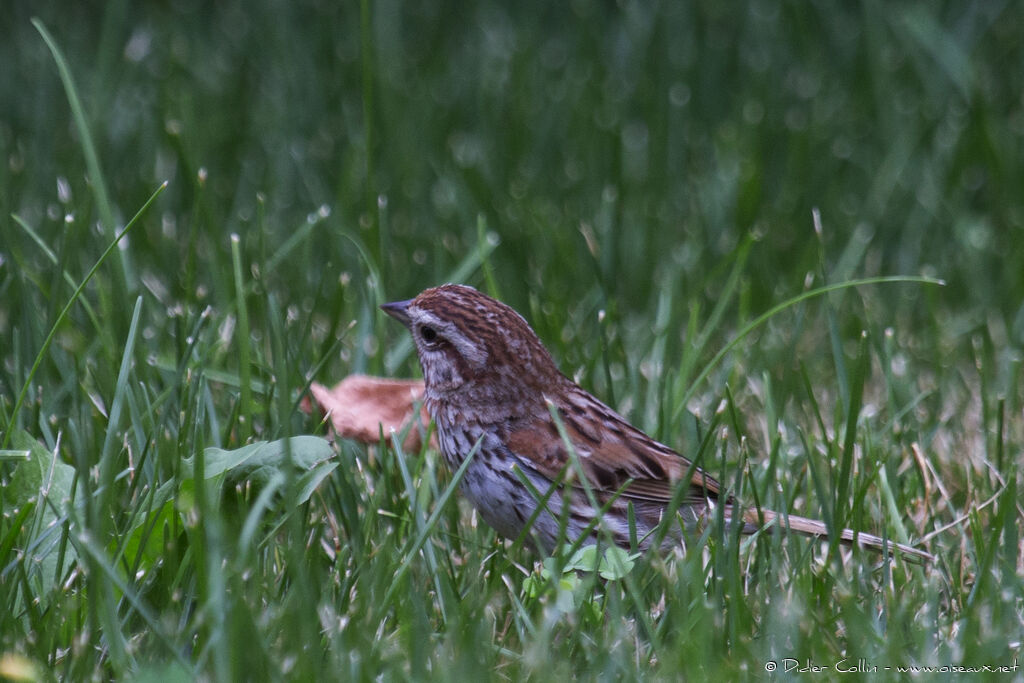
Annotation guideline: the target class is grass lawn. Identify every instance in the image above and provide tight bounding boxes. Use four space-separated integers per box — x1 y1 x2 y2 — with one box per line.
1 2 1021 680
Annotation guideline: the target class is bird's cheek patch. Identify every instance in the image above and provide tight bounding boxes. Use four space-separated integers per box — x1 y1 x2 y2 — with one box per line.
449 334 487 369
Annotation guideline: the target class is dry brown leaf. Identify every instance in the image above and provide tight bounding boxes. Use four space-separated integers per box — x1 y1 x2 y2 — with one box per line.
306 375 433 451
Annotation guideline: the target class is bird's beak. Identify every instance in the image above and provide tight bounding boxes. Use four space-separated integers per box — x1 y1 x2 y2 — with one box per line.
380 299 413 327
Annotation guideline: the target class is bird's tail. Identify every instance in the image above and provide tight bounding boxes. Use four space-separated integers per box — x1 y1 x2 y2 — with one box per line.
738 507 934 564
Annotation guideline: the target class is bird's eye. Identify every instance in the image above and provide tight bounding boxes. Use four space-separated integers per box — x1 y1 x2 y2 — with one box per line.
419 325 439 344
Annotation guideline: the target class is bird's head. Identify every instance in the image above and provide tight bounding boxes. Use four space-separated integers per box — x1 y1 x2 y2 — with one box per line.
381 284 561 400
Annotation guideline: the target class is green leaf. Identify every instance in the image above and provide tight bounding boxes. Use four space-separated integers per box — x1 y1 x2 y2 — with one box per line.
565 545 599 573
5 429 78 606
7 430 74 509
294 462 340 506
189 436 336 504
121 480 178 573
597 546 638 581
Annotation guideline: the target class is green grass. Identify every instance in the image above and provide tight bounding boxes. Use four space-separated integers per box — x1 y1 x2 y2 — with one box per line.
1 2 1022 680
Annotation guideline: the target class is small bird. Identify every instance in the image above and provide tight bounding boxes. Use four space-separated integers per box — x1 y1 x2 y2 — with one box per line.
382 284 932 562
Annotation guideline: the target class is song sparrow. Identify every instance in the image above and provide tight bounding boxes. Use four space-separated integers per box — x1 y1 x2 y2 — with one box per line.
382 284 932 562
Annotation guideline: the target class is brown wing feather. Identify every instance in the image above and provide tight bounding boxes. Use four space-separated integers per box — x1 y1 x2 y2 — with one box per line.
495 386 935 563
504 386 722 504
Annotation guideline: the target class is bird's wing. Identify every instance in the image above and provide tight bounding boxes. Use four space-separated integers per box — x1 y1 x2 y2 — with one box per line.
503 388 722 504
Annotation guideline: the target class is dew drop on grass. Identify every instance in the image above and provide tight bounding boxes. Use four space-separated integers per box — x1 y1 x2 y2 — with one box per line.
56 176 72 203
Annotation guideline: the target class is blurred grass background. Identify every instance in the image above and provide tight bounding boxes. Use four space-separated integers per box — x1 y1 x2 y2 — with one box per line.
1 1 1022 680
